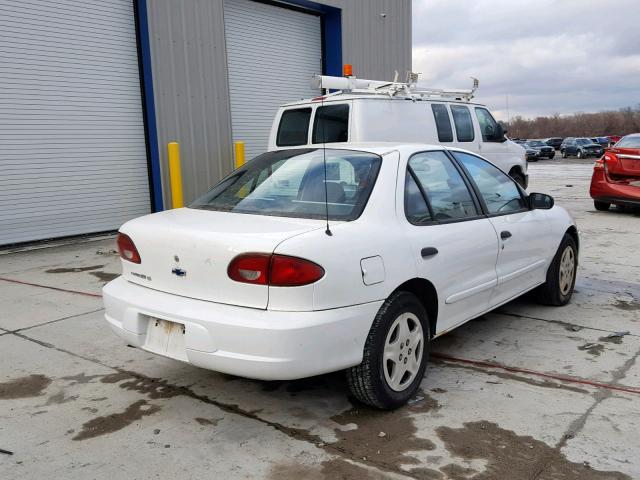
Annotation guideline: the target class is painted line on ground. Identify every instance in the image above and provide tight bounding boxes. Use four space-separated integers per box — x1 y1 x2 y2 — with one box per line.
432 352 640 396
0 276 102 298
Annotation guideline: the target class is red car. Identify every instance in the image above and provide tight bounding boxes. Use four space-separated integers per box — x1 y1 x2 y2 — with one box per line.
608 135 622 145
590 133 640 211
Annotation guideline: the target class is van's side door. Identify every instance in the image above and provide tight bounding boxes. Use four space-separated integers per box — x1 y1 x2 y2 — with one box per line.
399 150 499 334
452 151 553 305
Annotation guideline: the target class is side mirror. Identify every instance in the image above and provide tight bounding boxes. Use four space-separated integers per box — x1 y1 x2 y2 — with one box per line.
529 192 554 210
494 123 507 142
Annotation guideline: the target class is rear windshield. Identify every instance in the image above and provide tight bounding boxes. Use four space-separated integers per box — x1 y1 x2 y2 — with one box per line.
276 108 311 146
312 104 349 144
190 148 381 221
615 136 640 148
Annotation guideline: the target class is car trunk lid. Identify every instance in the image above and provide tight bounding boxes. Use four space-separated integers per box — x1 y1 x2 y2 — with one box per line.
607 148 640 179
119 208 324 309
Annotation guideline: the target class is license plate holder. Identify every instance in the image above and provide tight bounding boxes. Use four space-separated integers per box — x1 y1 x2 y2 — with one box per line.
144 318 188 362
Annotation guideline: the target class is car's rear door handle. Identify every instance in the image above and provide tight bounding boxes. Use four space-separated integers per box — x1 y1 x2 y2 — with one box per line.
500 231 512 240
421 247 439 258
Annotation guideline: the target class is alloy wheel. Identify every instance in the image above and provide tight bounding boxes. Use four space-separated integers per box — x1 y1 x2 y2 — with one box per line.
559 246 575 296
383 313 424 392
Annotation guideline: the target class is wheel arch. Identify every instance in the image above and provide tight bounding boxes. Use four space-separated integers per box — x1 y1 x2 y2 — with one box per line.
391 278 438 338
565 225 579 252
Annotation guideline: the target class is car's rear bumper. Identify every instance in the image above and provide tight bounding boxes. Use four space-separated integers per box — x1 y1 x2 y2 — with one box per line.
590 169 640 206
103 277 382 380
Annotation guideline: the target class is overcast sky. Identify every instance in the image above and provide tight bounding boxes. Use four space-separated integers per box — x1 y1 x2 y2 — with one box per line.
412 0 640 121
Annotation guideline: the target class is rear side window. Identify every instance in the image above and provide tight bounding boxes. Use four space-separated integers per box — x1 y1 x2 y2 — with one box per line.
431 104 453 142
312 104 349 144
408 151 478 221
450 105 475 142
404 172 431 224
276 108 311 147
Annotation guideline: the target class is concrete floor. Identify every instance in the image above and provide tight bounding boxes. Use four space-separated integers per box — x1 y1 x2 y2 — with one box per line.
1 158 638 479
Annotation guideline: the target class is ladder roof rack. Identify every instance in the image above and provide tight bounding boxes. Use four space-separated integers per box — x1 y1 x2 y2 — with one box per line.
311 73 479 102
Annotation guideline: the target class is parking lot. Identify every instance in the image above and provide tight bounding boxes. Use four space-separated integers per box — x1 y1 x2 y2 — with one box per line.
1 157 638 479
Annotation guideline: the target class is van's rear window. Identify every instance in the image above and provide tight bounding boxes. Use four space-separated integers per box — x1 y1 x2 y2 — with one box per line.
190 148 381 221
313 104 349 144
276 108 312 147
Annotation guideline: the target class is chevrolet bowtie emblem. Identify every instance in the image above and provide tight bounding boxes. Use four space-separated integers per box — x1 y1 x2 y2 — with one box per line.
171 267 187 277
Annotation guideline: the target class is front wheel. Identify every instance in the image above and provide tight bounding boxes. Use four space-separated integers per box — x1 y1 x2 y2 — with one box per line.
577 150 583 159
561 150 568 158
347 292 430 409
510 172 526 188
535 233 578 306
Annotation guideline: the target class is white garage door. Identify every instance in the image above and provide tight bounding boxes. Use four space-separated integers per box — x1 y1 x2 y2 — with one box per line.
0 0 151 246
224 0 322 160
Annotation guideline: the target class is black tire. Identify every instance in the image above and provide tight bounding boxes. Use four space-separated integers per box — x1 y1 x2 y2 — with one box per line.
577 149 583 159
510 171 526 188
594 200 610 211
535 233 578 306
347 292 430 410
561 150 568 158
550 153 555 160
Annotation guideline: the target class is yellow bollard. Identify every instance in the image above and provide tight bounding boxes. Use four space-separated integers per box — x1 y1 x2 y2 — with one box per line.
167 142 184 209
234 141 245 169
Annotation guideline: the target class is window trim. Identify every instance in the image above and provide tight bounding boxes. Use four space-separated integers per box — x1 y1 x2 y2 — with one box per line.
450 104 475 142
403 150 485 226
311 103 350 144
448 150 530 218
276 107 312 147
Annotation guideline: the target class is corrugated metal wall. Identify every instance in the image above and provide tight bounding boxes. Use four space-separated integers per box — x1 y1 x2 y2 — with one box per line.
145 0 233 206
324 0 412 81
146 0 411 205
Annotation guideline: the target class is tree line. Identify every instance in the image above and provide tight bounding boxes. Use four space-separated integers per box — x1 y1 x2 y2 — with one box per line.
504 105 640 139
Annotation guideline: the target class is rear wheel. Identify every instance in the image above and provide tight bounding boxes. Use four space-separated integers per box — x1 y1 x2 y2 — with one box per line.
594 200 610 211
347 292 430 409
535 234 578 306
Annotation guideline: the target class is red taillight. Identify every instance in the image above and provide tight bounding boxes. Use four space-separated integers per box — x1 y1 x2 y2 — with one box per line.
117 233 141 264
594 158 605 170
270 255 325 287
228 254 324 287
227 254 271 285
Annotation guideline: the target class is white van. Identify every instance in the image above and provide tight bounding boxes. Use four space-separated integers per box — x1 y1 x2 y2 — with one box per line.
268 75 528 188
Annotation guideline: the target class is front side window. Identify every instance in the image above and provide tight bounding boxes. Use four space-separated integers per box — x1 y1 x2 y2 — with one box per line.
450 105 475 142
190 149 380 221
431 104 453 142
474 107 501 142
312 104 349 144
408 151 478 221
276 108 311 146
453 152 526 215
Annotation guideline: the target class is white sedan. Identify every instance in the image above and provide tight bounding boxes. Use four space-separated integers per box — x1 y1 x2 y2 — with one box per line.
104 144 578 409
